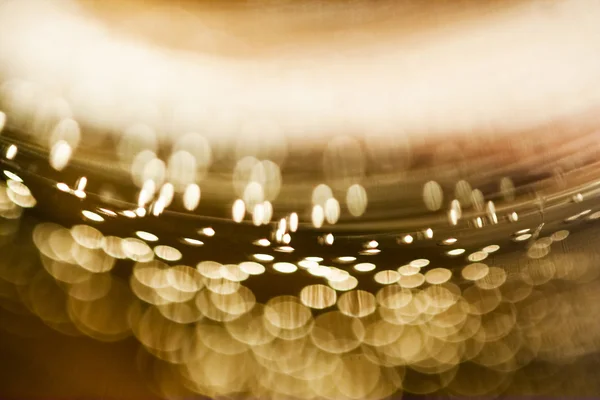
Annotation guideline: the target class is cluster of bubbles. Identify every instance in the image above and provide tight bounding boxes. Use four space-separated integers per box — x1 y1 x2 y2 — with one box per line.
3 181 600 397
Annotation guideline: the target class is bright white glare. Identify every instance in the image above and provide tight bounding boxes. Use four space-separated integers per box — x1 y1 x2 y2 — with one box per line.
3 170 22 182
325 233 334 245
5 144 17 160
0 0 599 148
201 227 215 237
56 182 70 192
82 210 104 222
122 210 137 218
136 231 158 242
402 235 413 244
253 238 270 247
49 140 72 171
289 212 298 232
183 237 204 246
232 199 245 223
273 262 297 273
253 253 274 262
425 228 433 239
446 248 466 256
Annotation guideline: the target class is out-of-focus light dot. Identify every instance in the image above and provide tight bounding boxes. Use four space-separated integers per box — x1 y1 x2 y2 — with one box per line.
278 218 287 233
324 197 340 224
423 181 443 211
3 170 22 182
253 238 270 247
56 182 70 192
514 233 532 242
359 249 380 255
232 199 245 223
425 228 433 239
82 210 104 222
410 259 430 268
573 193 584 203
551 230 570 241
273 262 297 273
487 201 498 224
136 231 158 242
5 144 17 160
441 238 458 245
183 183 201 211
154 245 182 261
201 227 215 237
335 256 356 263
283 233 291 244
138 180 155 207
122 210 137 218
159 183 175 207
580 209 592 216
402 235 413 244
312 204 324 228
135 207 146 217
182 238 204 246
346 183 368 217
462 262 489 281
74 190 86 199
482 244 500 253
308 265 331 277
289 212 299 232
374 270 400 284
468 251 488 262
300 284 336 309
354 263 376 272
588 211 600 220
509 211 519 222
305 257 323 263
262 201 273 225
366 240 378 249
253 253 274 262
49 140 72 171
329 276 358 291
298 260 319 269
98 208 117 217
76 177 87 192
252 203 265 226
398 264 420 276
515 228 531 234
239 261 265 275
424 268 452 284
474 217 483 228
448 209 459 226
275 229 284 243
446 248 466 256
325 233 334 245
274 246 294 253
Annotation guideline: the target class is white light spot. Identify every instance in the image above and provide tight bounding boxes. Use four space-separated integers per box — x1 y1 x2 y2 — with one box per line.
50 140 72 171
56 182 70 192
183 238 204 246
136 231 159 242
3 170 22 182
312 204 324 228
289 212 299 232
253 253 274 262
82 210 104 222
335 256 356 263
6 144 17 160
446 248 466 256
183 183 201 211
201 227 215 237
402 235 413 244
354 263 376 272
232 199 246 223
273 262 297 274
253 238 270 247
325 233 334 245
